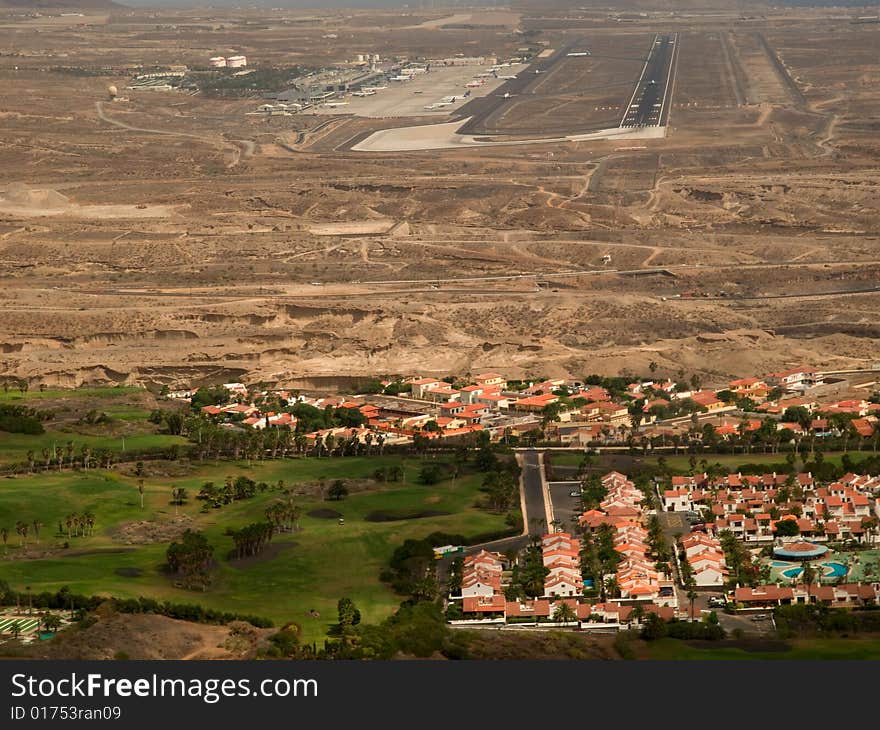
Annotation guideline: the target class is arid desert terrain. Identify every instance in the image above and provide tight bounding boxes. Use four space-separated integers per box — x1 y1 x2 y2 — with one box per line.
1 1 879 388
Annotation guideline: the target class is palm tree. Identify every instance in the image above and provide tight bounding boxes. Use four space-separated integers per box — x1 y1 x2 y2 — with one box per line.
686 580 698 621
41 612 61 633
294 432 307 456
603 577 620 599
552 601 578 626
802 560 816 602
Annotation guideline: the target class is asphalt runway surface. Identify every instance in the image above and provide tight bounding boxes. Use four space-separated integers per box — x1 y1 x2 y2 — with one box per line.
620 33 678 128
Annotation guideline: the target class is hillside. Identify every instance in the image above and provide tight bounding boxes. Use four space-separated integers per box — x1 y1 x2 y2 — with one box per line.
0 0 120 9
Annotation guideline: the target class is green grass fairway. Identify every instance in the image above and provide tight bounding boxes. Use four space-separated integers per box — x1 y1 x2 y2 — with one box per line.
0 387 143 404
0 385 183 466
0 456 512 643
0 432 188 466
643 637 880 660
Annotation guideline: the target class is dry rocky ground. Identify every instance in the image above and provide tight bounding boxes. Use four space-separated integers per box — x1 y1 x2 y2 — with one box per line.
21 613 273 660
1 4 878 388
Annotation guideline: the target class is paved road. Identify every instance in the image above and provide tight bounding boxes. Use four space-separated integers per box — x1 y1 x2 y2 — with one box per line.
521 449 551 536
547 480 583 533
437 449 548 586
657 510 691 545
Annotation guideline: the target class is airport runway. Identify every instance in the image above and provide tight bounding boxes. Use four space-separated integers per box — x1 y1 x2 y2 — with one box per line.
620 33 678 128
454 38 581 135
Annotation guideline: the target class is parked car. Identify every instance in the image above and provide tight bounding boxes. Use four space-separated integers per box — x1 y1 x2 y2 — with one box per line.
708 597 727 608
750 614 769 622
570 490 582 498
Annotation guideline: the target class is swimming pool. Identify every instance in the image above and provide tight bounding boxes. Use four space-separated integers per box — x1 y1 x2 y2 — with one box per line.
776 561 848 580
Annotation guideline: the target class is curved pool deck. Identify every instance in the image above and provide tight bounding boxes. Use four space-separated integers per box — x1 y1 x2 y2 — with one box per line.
773 560 849 581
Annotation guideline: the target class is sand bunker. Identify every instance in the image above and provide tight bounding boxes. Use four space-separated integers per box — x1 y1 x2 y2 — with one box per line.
0 183 177 219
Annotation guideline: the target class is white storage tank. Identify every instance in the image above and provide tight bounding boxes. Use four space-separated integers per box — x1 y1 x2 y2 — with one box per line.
209 56 227 68
226 55 247 68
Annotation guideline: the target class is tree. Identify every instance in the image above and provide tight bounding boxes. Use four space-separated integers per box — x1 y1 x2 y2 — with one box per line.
0 527 7 554
170 486 188 516
801 560 816 597
640 612 668 640
337 597 362 630
167 530 215 590
775 519 800 537
552 601 578 625
15 520 28 547
40 612 61 633
328 480 348 501
137 479 145 509
686 580 698 621
418 463 443 485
